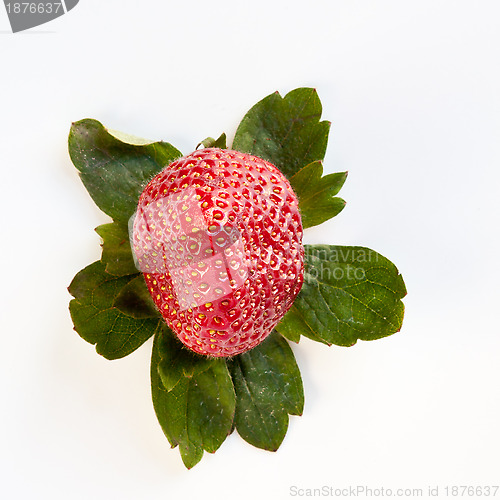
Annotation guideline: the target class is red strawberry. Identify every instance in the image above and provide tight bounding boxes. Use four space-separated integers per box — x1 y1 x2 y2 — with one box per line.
131 148 304 357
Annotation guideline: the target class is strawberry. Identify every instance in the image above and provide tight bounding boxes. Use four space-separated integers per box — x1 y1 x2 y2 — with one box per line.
131 148 304 357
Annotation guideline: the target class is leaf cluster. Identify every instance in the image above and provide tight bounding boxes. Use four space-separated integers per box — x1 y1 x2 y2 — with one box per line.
68 88 406 468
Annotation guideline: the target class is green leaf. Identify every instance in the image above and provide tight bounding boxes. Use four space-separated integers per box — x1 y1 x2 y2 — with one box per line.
113 275 159 319
68 261 160 359
95 222 138 276
276 246 407 346
69 119 182 223
272 307 303 343
157 331 214 392
196 132 227 149
151 328 236 469
227 332 304 451
232 88 330 179
290 161 347 228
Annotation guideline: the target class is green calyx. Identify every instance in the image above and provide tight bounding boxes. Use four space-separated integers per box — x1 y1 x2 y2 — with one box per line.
68 87 406 468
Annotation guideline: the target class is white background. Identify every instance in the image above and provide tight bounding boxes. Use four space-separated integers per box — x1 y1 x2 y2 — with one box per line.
1 1 499 499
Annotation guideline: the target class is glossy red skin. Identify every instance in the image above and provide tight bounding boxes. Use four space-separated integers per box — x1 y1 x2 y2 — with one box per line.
132 148 304 357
